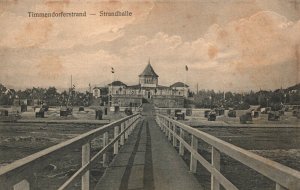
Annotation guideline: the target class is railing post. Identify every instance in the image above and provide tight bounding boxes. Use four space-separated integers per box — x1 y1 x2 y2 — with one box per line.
103 132 109 167
132 117 136 130
128 118 132 135
168 120 171 141
172 123 177 147
211 147 220 190
179 128 185 156
130 118 134 133
125 120 129 140
114 126 119 155
120 122 125 146
162 118 165 133
157 117 161 130
132 117 135 129
130 118 134 132
82 142 90 190
276 184 288 190
164 119 167 136
190 135 198 173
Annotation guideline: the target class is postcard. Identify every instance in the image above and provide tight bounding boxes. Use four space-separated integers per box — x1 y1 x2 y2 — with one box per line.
0 1 299 190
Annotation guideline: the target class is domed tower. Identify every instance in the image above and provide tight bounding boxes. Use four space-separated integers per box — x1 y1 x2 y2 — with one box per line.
139 59 159 88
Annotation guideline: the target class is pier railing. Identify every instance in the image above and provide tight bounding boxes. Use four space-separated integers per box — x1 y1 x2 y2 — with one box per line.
0 113 141 190
156 113 300 190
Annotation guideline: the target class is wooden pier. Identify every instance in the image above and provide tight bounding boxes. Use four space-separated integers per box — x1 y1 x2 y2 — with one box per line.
95 115 202 190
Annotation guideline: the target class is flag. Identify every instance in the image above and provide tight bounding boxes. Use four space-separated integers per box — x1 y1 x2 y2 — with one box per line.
111 67 115 73
185 65 188 71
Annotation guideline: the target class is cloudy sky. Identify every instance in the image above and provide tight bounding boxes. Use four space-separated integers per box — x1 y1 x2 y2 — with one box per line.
0 0 300 92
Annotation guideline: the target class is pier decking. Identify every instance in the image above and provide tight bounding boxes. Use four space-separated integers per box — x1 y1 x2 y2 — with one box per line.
95 115 202 190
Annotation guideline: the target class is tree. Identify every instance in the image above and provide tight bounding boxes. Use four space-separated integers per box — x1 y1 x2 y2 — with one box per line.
45 87 59 105
0 84 7 94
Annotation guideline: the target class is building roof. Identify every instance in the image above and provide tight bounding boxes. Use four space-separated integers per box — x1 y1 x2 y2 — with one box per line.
170 82 189 88
93 86 108 90
127 84 141 89
139 62 159 77
127 84 170 90
157 85 169 89
108 80 127 86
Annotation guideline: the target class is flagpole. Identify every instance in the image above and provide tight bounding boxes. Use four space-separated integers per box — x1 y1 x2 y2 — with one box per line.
110 69 112 107
184 65 188 110
110 67 115 108
185 69 186 98
185 65 188 98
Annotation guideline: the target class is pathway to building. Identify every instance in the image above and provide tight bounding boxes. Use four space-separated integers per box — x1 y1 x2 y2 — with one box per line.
94 103 203 190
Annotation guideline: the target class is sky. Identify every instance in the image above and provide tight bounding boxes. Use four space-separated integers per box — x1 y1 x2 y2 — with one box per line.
0 0 300 92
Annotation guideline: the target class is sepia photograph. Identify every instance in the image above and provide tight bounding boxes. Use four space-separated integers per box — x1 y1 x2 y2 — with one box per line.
0 0 299 190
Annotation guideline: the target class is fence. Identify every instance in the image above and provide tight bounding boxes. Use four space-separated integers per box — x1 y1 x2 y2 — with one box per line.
0 113 141 190
156 113 300 190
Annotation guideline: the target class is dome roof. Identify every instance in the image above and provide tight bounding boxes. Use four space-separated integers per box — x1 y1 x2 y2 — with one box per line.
170 82 189 88
108 80 127 86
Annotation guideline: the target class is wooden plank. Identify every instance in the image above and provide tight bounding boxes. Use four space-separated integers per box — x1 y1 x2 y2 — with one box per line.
190 135 198 173
114 126 120 155
172 123 177 147
163 119 167 134
168 121 172 141
128 165 144 189
95 166 126 190
82 143 90 190
179 128 185 156
129 118 133 134
120 123 125 145
211 147 220 190
103 132 109 167
125 120 129 140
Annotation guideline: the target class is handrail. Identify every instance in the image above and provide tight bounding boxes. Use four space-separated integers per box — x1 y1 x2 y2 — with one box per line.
0 113 141 190
58 116 139 190
156 113 300 190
